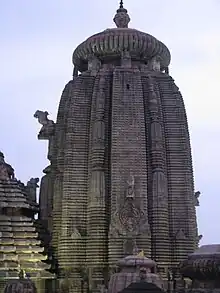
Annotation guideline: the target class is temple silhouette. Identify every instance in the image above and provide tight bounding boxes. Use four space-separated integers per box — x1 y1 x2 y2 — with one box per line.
1 1 220 293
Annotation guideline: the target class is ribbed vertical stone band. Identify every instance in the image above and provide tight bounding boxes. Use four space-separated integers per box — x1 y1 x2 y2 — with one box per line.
86 73 108 288
157 74 197 267
109 67 150 266
143 75 170 275
59 74 95 272
39 167 53 232
51 81 74 254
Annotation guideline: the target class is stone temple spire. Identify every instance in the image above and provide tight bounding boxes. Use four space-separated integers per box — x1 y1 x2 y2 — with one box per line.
113 0 130 28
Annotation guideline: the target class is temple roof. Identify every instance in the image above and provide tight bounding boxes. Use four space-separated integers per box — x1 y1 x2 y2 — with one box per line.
191 244 220 256
72 2 170 71
0 152 53 279
180 245 220 280
0 179 38 212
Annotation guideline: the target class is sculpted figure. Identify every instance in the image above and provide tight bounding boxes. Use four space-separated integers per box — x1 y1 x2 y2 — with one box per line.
194 191 200 206
26 178 39 202
197 234 203 245
88 55 101 72
149 56 161 72
17 180 25 192
0 152 15 180
126 175 135 198
34 110 55 139
33 110 54 126
121 50 131 67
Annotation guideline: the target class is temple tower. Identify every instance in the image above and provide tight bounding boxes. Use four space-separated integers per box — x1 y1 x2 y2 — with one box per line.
0 152 54 292
35 2 198 292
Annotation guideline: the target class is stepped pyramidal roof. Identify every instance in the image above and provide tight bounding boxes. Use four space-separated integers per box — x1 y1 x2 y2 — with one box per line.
0 151 53 280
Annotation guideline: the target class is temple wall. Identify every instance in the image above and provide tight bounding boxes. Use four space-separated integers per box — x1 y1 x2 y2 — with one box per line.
51 81 74 254
141 72 170 276
157 74 197 266
109 67 150 266
39 167 53 232
58 73 95 273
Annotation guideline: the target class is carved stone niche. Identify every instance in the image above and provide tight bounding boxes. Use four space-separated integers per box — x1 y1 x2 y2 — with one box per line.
33 110 55 140
149 55 161 72
88 54 101 75
121 50 131 68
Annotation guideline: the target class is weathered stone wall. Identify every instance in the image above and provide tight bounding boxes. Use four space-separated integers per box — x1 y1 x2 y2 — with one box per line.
49 65 197 291
109 67 150 266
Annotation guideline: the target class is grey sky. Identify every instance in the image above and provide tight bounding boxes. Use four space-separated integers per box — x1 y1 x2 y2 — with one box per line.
1 0 219 245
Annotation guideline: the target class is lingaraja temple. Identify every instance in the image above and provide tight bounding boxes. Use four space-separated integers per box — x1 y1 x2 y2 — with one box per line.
3 1 216 293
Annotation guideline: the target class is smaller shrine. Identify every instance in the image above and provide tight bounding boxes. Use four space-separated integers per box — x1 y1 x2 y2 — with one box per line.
180 244 220 292
107 251 164 293
0 152 54 292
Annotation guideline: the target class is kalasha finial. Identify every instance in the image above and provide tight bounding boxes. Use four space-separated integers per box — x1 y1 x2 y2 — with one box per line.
114 0 130 28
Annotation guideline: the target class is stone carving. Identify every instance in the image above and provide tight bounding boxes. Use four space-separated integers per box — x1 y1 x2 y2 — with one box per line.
121 50 131 68
34 110 54 127
119 200 141 233
26 178 39 202
126 175 135 198
149 56 161 72
175 228 187 240
0 152 15 180
17 180 25 190
197 234 203 245
194 191 200 206
123 237 138 255
110 175 150 244
33 110 55 138
71 226 81 240
88 55 101 73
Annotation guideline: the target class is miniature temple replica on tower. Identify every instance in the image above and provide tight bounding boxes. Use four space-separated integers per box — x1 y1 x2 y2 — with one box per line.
0 152 53 292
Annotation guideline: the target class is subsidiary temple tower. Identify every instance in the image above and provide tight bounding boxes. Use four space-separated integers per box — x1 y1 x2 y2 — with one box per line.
34 1 199 292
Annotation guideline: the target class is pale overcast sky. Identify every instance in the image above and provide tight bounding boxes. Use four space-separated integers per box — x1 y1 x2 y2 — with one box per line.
1 0 220 245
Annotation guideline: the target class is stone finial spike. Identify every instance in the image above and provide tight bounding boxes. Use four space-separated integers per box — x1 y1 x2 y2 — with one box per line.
120 0 124 8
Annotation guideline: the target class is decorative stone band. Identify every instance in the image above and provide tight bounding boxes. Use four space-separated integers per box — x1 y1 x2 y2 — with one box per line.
72 28 171 71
